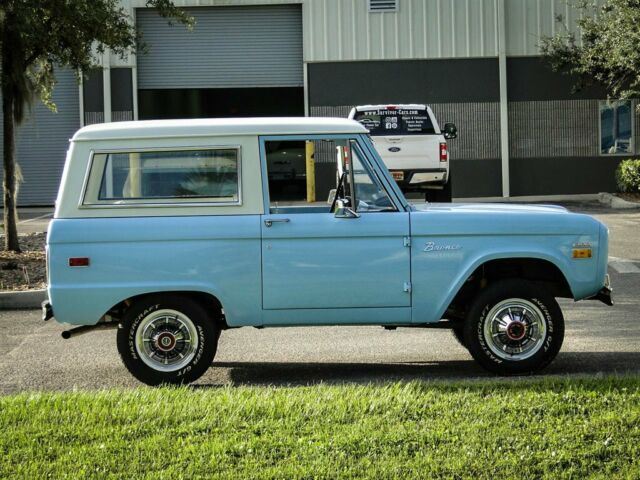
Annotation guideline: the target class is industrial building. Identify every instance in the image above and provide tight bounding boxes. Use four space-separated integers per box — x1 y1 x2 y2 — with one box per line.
1 0 635 205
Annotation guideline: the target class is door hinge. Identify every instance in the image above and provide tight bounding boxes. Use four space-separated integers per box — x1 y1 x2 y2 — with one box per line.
403 236 411 247
403 281 412 293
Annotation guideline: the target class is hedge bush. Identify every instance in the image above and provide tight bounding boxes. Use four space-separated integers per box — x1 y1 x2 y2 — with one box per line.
616 159 640 193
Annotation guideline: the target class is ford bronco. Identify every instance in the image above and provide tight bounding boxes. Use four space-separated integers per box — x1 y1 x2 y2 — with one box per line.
44 118 612 385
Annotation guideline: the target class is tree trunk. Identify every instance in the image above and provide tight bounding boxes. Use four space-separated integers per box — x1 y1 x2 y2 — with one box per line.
2 65 21 253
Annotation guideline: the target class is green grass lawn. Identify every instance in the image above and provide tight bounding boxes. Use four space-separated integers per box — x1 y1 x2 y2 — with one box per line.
1 377 640 479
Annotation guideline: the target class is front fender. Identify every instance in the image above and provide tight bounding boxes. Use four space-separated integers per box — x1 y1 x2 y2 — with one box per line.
410 235 601 323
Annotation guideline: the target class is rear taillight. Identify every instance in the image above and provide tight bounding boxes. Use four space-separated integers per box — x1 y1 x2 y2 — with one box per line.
439 142 448 162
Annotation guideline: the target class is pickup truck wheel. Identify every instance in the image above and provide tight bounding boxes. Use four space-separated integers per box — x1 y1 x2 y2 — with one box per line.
438 174 453 203
116 296 219 386
463 280 564 375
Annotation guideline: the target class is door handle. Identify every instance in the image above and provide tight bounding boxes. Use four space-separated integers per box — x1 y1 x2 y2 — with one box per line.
264 218 290 228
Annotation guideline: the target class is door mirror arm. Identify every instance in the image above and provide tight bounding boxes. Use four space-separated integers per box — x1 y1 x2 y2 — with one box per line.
334 202 360 219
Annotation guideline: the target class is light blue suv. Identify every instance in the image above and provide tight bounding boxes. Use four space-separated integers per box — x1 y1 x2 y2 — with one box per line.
44 118 612 385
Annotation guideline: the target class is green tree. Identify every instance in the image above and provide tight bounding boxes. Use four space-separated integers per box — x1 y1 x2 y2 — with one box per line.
540 0 640 101
0 1 191 252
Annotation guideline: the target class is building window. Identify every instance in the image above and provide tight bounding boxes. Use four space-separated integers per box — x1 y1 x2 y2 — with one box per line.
83 148 240 206
368 0 397 12
110 68 134 122
600 100 634 155
82 69 104 126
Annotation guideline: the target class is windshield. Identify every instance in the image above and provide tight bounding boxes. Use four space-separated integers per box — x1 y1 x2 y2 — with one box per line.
353 108 435 136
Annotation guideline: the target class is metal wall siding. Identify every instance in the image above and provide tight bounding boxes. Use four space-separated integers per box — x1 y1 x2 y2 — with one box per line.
301 0 604 62
431 102 501 160
0 69 79 206
136 5 303 89
303 0 498 62
508 100 599 158
504 0 604 56
124 0 600 63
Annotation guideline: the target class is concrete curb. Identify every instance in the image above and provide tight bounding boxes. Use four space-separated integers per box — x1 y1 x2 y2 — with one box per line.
598 192 640 209
0 289 47 310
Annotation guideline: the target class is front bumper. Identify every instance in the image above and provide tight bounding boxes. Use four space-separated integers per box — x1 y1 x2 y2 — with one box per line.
588 274 613 306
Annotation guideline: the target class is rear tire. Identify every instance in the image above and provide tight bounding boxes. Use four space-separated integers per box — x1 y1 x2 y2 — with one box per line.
117 295 219 386
463 280 564 375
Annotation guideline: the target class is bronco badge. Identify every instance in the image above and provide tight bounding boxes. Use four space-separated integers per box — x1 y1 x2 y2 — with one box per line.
423 242 462 252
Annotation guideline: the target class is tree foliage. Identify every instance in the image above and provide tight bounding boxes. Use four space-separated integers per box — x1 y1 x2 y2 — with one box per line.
540 0 640 101
0 0 190 251
616 159 640 193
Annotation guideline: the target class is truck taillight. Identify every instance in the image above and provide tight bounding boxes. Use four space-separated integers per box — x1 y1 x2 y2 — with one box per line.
439 142 448 162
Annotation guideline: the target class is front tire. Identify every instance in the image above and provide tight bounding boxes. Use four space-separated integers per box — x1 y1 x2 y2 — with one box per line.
117 295 219 386
463 280 564 375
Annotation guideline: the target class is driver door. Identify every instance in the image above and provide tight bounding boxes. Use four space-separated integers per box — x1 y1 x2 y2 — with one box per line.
260 136 411 324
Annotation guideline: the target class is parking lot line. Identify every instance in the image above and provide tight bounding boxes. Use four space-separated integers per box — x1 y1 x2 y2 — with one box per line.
609 257 640 274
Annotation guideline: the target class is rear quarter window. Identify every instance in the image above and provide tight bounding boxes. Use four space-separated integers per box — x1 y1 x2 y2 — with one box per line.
353 109 435 136
82 147 241 206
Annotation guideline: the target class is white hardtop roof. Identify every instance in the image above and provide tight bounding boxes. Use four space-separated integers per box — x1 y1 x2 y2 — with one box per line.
353 104 428 111
72 117 368 141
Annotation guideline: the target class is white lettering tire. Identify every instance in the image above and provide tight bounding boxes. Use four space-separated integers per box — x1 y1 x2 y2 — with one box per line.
463 280 564 375
117 295 219 386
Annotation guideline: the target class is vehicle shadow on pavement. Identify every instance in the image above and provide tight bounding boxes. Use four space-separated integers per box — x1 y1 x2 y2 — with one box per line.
199 352 640 387
206 360 489 386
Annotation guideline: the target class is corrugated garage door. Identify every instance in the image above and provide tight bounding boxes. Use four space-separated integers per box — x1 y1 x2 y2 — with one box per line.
136 5 303 89
0 69 79 206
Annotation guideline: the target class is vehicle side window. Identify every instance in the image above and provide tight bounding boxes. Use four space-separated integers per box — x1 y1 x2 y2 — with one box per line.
264 138 396 214
350 142 396 213
265 138 349 213
83 148 240 205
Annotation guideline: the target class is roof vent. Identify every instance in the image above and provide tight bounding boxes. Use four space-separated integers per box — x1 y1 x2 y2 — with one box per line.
369 0 398 13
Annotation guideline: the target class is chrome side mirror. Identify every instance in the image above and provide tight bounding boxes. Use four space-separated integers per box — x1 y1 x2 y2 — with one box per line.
334 199 360 219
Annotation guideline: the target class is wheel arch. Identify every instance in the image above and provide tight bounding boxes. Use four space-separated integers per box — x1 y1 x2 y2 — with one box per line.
102 290 228 329
441 254 573 322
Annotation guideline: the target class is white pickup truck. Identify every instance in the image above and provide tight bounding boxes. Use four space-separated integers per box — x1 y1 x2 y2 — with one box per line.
349 104 457 201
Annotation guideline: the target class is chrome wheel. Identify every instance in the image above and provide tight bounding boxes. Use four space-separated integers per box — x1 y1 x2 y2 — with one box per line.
135 309 199 372
483 298 547 361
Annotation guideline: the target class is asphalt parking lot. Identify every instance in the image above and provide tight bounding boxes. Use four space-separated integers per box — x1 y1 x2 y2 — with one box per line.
1 200 639 394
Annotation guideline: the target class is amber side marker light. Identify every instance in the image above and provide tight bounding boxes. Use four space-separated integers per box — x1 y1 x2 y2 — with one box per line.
572 248 592 259
69 257 90 267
